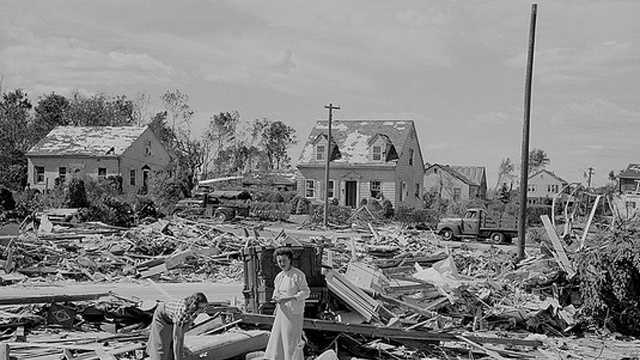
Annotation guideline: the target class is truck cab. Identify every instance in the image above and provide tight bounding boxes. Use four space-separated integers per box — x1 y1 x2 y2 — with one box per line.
436 208 516 244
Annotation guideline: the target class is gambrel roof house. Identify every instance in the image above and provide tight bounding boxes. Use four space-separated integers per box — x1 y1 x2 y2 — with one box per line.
26 126 171 194
297 120 425 208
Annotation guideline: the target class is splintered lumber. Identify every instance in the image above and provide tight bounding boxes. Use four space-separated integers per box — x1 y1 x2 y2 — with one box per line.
0 344 9 360
236 313 542 347
541 215 576 279
325 270 380 322
0 293 109 306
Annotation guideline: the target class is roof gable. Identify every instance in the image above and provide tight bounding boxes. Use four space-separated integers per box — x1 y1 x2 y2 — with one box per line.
298 120 414 165
27 126 148 157
528 169 567 183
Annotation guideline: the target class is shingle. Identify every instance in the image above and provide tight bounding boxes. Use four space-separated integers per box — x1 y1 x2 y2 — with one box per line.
27 126 147 157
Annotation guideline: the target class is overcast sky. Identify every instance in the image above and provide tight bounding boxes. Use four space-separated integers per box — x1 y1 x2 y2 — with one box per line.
1 0 638 186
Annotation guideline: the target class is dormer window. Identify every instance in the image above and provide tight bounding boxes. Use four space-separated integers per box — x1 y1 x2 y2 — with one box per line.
372 146 382 161
316 145 325 161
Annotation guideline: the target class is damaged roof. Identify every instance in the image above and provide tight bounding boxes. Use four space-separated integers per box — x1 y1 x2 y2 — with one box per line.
27 126 148 157
425 163 478 186
450 166 486 186
619 164 640 179
297 120 415 166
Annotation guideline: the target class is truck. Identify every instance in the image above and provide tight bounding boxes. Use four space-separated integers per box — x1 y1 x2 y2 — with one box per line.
173 190 252 221
436 208 517 244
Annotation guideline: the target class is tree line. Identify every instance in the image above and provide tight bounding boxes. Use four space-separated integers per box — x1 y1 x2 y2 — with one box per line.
0 88 296 197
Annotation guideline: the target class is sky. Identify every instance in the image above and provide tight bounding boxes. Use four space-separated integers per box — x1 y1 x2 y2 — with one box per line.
1 0 639 187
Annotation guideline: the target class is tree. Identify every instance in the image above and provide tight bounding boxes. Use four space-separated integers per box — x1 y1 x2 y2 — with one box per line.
64 91 135 126
32 92 71 140
204 111 240 176
161 89 193 132
261 120 296 170
495 157 515 191
0 89 33 189
608 170 617 183
528 149 550 174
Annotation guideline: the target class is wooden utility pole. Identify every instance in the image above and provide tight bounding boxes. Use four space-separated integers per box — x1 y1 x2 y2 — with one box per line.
324 103 340 227
586 167 595 188
517 3 538 261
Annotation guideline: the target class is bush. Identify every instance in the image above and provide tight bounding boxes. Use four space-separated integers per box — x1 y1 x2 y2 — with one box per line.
0 188 16 211
393 207 439 227
576 224 640 335
148 172 188 215
382 199 394 218
251 202 291 221
296 198 311 215
14 190 43 219
526 205 550 227
366 197 383 216
281 191 298 203
66 178 89 208
82 195 134 227
310 203 353 225
290 196 301 214
268 192 285 203
330 198 339 206
132 195 161 220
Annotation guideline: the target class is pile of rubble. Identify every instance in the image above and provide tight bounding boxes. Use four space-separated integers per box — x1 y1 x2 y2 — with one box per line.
0 212 251 285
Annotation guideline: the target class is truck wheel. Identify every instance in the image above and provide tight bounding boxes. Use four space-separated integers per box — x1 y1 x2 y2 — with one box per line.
214 210 228 222
441 229 455 241
490 232 505 244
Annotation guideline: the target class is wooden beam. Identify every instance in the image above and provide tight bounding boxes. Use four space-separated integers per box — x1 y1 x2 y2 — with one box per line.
0 293 109 306
0 344 9 360
541 215 576 279
236 313 542 347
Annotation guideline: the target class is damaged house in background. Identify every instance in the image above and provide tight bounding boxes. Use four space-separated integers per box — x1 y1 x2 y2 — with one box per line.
296 120 425 208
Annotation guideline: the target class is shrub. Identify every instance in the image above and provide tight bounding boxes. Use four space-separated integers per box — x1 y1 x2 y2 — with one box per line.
382 199 394 218
66 178 89 208
82 196 134 227
526 205 550 227
14 190 43 219
281 191 298 202
132 195 161 220
296 198 311 215
310 203 352 224
366 198 383 216
268 192 285 203
0 188 16 211
251 202 291 221
330 198 339 206
290 196 301 214
393 207 438 226
148 172 187 215
576 223 640 335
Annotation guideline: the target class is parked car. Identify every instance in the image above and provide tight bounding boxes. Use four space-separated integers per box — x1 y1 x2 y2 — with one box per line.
173 190 252 221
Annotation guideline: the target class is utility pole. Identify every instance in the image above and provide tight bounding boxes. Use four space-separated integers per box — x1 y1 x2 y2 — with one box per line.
517 3 538 261
323 103 340 228
586 167 594 188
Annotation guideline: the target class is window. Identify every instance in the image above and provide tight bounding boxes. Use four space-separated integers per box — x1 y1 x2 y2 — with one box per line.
316 145 325 161
34 166 45 184
328 180 334 198
98 168 107 179
58 167 67 182
453 187 461 201
415 183 421 198
528 184 536 192
409 149 414 166
372 145 382 161
130 170 136 186
145 141 152 156
305 180 315 198
370 180 381 198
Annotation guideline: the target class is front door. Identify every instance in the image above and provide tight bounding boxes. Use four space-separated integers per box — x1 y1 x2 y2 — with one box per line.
461 210 480 235
345 181 357 208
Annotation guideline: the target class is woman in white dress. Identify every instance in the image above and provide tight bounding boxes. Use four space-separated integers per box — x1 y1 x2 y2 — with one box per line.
264 247 310 360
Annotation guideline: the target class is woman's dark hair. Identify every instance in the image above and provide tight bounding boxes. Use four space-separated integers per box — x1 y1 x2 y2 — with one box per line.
273 247 294 261
184 292 208 313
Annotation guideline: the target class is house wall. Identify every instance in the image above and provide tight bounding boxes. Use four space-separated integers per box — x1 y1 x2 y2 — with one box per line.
619 177 640 193
27 156 119 191
424 168 471 201
394 127 425 208
527 172 567 202
119 128 172 194
297 167 398 207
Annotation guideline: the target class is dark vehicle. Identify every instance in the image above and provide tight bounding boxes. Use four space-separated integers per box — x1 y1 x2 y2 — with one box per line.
242 245 327 316
436 208 517 243
173 190 252 221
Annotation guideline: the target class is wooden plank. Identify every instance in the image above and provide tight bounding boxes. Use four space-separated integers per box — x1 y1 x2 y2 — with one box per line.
0 344 9 360
541 215 576 279
0 293 108 306
63 349 76 360
237 313 542 347
140 263 169 278
95 349 117 360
